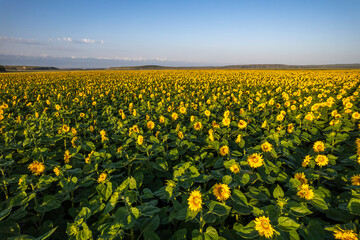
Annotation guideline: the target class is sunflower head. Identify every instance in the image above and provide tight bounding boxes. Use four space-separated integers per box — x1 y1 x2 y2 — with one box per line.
297 184 314 200
212 183 231 201
219 145 229 156
28 161 45 175
254 216 275 238
261 142 273 152
315 155 329 167
238 120 247 129
247 153 264 168
194 122 202 131
351 174 360 186
313 141 325 152
188 190 202 212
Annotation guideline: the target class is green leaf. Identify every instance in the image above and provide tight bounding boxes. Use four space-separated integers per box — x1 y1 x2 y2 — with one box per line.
0 206 12 221
82 141 96 151
233 222 258 239
310 194 328 210
347 198 360 215
273 184 284 199
96 182 113 201
0 220 20 238
172 228 187 240
36 227 58 240
289 202 312 217
8 204 28 220
143 215 160 234
222 175 232 185
204 226 219 240
129 176 137 189
34 195 61 213
278 217 300 232
75 207 91 222
208 201 231 216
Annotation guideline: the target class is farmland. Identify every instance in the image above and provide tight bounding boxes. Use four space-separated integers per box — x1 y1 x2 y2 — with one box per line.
0 70 360 239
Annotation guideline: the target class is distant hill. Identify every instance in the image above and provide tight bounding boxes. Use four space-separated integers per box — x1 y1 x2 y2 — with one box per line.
4 65 59 71
108 64 360 70
0 65 5 72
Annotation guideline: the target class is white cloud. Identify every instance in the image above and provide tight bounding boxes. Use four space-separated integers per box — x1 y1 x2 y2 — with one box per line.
0 36 44 45
58 37 103 44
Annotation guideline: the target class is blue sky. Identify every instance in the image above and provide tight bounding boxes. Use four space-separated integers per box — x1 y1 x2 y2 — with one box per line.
1 0 360 66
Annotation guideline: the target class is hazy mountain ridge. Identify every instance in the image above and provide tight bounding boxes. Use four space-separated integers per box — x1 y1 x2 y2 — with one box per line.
1 54 359 70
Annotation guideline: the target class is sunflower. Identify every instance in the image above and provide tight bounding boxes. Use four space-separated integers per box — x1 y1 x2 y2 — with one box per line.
177 131 184 139
276 114 284 121
159 116 165 123
204 110 211 117
222 117 231 126
247 153 264 168
147 121 155 130
294 172 308 185
315 155 329 167
304 113 314 121
261 142 273 152
179 107 186 114
230 163 240 174
352 111 360 120
238 120 247 129
219 145 229 156
171 112 178 121
333 228 358 240
190 115 195 122
188 190 202 212
287 123 294 133
53 167 60 176
64 150 71 163
235 134 242 143
254 216 275 239
194 122 202 131
137 135 144 145
313 141 325 152
297 184 314 200
351 174 360 186
28 161 45 175
62 124 70 132
98 173 107 183
212 183 231 201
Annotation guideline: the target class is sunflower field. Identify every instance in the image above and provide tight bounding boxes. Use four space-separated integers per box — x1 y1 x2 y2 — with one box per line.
0 70 360 239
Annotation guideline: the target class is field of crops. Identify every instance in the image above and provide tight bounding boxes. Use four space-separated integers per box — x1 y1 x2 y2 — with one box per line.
0 70 360 239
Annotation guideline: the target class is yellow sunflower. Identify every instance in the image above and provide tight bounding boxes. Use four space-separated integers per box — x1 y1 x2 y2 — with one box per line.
315 155 329 167
313 141 325 152
261 142 273 152
247 153 264 168
219 145 229 156
98 173 107 183
238 120 247 129
222 117 231 126
137 135 144 145
188 190 202 212
194 122 202 131
229 163 240 174
333 228 358 240
147 121 155 130
351 174 360 186
297 184 314 200
254 216 274 239
212 183 231 201
28 161 45 175
294 172 308 185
